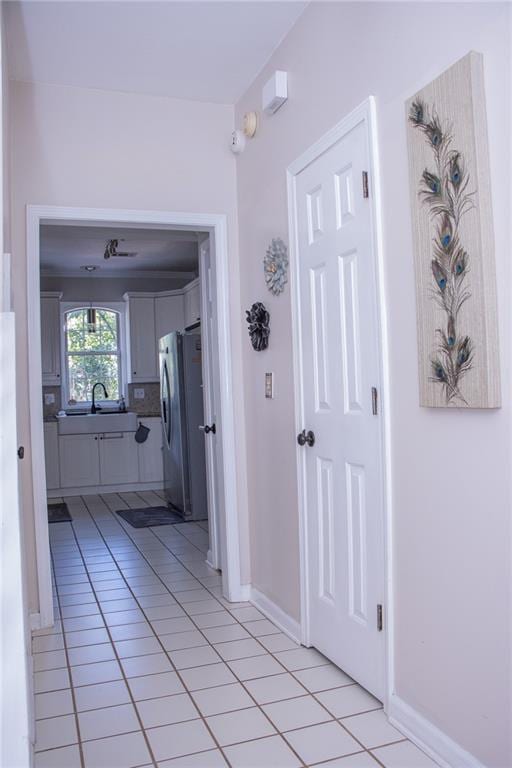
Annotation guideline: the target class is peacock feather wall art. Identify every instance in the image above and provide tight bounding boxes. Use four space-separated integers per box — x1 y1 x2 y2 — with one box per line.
406 52 500 408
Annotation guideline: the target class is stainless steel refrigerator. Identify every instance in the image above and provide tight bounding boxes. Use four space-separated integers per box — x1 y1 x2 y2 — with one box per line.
159 331 208 521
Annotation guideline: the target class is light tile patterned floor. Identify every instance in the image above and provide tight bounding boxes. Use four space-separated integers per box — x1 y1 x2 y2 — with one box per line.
34 491 438 768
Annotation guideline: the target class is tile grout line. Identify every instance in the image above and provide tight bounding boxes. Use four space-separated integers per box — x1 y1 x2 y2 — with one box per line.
55 507 161 767
77 493 236 768
109 492 407 765
46 547 87 768
100 493 380 764
47 493 412 767
94 492 311 767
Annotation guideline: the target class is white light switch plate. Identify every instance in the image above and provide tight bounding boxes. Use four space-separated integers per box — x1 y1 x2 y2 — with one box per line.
44 393 55 405
134 388 145 399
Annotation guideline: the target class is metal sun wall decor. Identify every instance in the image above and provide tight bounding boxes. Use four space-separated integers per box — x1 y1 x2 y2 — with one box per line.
264 237 289 295
406 51 500 408
246 302 270 351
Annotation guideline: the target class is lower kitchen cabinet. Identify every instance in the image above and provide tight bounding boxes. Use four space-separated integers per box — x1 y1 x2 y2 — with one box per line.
99 432 139 485
52 417 163 492
59 433 100 488
44 422 60 490
137 417 163 483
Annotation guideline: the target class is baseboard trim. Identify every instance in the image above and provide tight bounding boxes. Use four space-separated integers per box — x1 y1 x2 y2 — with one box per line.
388 693 485 768
250 587 301 643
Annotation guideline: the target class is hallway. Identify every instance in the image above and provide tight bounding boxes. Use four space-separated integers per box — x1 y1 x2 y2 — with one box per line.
33 493 436 768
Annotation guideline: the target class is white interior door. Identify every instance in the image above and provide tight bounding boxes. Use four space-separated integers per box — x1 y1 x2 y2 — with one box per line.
293 111 385 700
199 237 223 571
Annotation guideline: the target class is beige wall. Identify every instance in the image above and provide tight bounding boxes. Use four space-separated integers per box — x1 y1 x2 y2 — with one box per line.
10 81 250 611
235 3 511 766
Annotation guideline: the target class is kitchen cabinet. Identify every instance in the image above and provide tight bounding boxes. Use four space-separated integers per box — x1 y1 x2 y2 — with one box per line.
183 279 201 328
125 296 158 382
41 293 62 385
99 432 139 485
43 422 60 490
155 293 185 343
137 417 163 483
59 434 100 488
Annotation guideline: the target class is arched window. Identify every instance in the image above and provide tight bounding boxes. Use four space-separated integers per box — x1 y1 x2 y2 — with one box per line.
63 306 122 405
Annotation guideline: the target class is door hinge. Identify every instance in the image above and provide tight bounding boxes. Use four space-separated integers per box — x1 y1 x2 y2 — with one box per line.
371 387 378 415
377 603 383 632
362 171 369 199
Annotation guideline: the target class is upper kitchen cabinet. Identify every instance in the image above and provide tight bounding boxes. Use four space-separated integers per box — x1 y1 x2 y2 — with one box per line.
125 295 158 382
41 292 62 385
183 279 201 328
155 292 185 343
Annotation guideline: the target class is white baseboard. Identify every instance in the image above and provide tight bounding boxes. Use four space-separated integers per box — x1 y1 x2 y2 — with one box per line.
47 482 164 498
250 587 301 643
388 693 485 768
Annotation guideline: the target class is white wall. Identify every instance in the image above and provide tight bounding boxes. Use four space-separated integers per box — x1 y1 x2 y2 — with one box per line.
235 3 511 766
10 81 250 612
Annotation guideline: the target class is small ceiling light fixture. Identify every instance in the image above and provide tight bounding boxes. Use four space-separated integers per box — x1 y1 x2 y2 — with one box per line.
80 265 98 272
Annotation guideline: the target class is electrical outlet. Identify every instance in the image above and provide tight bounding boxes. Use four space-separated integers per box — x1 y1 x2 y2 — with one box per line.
44 393 55 405
134 388 145 399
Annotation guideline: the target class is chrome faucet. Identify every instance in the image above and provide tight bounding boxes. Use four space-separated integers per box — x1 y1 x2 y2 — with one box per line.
91 382 109 414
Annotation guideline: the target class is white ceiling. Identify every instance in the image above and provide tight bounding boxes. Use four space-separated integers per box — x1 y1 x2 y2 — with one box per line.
40 224 199 277
5 1 307 104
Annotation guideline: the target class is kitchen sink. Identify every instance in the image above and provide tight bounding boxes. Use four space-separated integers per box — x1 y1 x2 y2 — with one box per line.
57 412 138 435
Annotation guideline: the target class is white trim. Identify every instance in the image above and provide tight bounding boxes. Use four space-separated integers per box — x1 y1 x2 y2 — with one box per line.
47 481 164 498
388 694 485 768
27 205 244 624
250 587 301 644
287 98 393 702
29 613 41 631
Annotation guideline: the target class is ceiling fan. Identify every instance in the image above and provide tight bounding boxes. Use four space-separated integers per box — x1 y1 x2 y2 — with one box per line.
103 239 138 260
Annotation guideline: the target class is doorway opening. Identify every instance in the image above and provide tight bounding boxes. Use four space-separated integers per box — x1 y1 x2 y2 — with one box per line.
287 99 392 705
27 207 244 630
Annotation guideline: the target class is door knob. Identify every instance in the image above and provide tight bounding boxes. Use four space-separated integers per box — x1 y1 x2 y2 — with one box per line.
297 429 315 447
199 423 216 435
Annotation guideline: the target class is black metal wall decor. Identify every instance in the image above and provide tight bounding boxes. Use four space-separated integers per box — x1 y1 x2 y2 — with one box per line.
246 302 270 351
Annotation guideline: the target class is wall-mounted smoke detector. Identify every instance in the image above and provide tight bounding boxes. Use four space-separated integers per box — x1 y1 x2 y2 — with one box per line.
262 71 288 115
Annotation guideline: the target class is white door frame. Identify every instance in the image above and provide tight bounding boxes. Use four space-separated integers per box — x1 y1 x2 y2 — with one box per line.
27 205 245 628
287 98 394 707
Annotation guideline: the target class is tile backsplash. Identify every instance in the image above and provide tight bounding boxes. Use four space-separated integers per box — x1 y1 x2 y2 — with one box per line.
42 383 160 419
128 383 160 416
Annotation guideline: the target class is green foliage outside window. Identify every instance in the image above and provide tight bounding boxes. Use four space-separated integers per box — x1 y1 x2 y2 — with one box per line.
65 308 121 403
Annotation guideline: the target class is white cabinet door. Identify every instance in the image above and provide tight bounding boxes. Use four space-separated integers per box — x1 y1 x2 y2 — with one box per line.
59 434 100 488
137 418 163 483
155 294 185 341
99 432 139 486
127 297 158 382
43 422 60 490
41 295 61 385
184 281 201 328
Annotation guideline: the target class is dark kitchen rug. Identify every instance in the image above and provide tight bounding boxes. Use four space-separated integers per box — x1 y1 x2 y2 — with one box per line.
115 506 183 528
48 502 72 523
